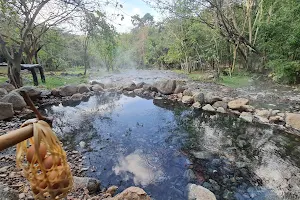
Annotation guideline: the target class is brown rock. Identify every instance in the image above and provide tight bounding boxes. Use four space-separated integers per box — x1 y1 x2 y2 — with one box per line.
286 113 300 130
113 187 150 200
106 186 118 196
228 98 249 110
182 96 194 104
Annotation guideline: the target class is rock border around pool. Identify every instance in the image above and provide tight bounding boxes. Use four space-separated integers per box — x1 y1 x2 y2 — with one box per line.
1 80 300 135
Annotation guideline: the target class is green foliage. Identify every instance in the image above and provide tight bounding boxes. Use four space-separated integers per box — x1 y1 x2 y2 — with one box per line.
267 59 300 84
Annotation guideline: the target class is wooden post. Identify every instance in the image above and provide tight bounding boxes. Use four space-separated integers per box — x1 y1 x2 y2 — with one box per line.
0 125 33 151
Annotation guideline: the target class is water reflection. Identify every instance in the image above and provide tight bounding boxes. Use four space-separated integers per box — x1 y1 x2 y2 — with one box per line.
113 150 165 186
42 94 300 200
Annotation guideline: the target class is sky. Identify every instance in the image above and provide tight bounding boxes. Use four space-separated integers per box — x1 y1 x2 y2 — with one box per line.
106 0 162 33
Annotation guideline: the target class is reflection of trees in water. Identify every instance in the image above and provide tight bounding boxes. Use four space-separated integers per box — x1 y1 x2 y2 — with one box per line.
175 110 300 199
43 93 123 150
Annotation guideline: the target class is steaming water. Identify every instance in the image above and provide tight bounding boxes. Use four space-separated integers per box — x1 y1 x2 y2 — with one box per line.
43 93 300 200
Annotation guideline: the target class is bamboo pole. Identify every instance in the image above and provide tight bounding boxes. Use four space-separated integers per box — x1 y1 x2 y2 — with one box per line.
0 125 33 151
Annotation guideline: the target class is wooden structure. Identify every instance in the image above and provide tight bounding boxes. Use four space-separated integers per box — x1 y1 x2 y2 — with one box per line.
21 64 45 86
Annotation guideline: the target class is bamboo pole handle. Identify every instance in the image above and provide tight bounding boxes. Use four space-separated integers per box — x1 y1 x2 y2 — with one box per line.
0 125 33 151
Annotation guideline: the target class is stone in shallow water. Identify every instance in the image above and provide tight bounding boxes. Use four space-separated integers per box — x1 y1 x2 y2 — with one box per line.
240 112 253 122
286 113 300 130
192 102 201 109
191 151 213 159
184 169 197 181
182 96 194 104
153 80 176 95
187 184 216 200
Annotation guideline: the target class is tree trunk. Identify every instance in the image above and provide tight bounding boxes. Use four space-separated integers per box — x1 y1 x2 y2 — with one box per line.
8 61 22 88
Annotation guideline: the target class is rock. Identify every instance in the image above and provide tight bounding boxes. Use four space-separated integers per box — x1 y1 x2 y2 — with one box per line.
269 116 284 123
240 112 253 122
205 92 222 104
187 184 217 200
90 80 105 88
0 83 15 92
0 183 19 200
92 85 104 92
228 98 249 110
19 193 26 199
40 90 51 98
222 97 234 103
51 88 60 97
113 187 150 200
182 96 194 104
192 102 202 109
106 186 118 196
153 80 176 95
191 151 213 159
202 104 215 112
193 92 205 104
0 92 26 110
0 166 10 173
78 84 91 94
255 109 270 118
174 85 185 94
184 169 197 181
241 105 255 112
79 141 86 148
123 82 136 91
255 116 269 123
70 93 84 102
0 103 14 120
183 89 193 96
0 88 7 97
212 101 227 109
216 107 226 113
134 88 144 95
270 110 280 116
73 176 100 194
286 113 300 130
136 82 146 89
59 85 78 96
16 86 42 99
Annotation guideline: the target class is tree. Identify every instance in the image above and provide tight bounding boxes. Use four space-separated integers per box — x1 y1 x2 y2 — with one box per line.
0 0 81 87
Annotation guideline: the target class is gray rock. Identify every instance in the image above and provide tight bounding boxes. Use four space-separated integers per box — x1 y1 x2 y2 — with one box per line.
202 104 215 112
184 169 197 181
0 92 26 110
183 89 193 96
192 102 202 109
182 96 194 104
269 115 284 123
240 112 253 122
78 84 91 94
90 80 105 88
286 113 300 130
212 101 227 109
51 88 60 97
216 107 226 113
134 88 144 95
79 141 86 148
222 97 234 103
255 109 271 118
0 88 8 97
0 83 15 92
228 98 249 110
16 86 42 99
270 110 280 116
70 93 84 102
255 116 269 123
40 90 51 98
0 103 14 120
73 176 100 194
241 105 255 112
112 187 151 200
153 80 176 95
92 85 104 92
0 183 19 200
191 151 213 159
123 82 136 91
205 92 222 104
187 184 217 200
174 85 185 94
59 85 78 96
193 92 205 104
136 82 145 89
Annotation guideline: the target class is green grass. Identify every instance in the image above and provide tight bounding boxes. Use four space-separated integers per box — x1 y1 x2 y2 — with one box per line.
219 75 251 88
37 75 88 89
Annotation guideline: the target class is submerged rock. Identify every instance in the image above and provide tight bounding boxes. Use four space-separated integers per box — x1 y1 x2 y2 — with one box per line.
153 80 176 95
0 91 26 110
228 98 249 110
286 113 300 130
0 102 14 120
187 184 217 200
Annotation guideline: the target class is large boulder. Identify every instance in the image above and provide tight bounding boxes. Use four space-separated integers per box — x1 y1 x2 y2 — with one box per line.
174 85 185 94
228 98 249 110
0 102 14 120
204 92 222 104
0 83 15 92
70 93 84 102
136 82 146 89
187 184 216 200
92 85 104 92
90 80 105 88
153 80 176 95
16 86 42 99
113 187 151 200
0 183 19 200
59 85 78 96
78 84 91 94
193 92 205 104
123 82 136 91
51 88 61 97
73 176 100 194
183 89 193 96
0 92 26 110
286 113 300 130
0 88 8 97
